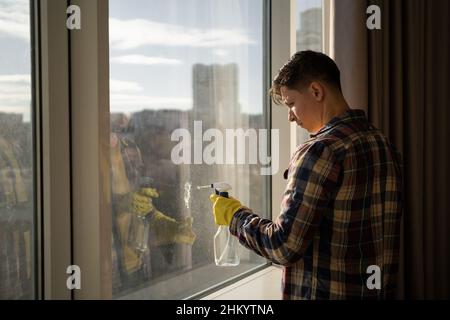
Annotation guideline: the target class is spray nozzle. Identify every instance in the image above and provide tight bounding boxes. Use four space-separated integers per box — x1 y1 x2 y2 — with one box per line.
197 182 232 198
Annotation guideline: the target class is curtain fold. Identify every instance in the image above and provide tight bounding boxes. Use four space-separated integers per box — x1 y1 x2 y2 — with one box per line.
367 0 450 299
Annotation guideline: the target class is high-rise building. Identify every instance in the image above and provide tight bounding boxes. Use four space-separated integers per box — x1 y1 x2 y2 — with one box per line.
191 63 256 265
296 7 323 145
297 7 322 52
192 63 242 130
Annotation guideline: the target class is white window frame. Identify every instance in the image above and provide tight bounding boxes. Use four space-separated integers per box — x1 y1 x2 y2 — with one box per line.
270 0 297 222
69 0 277 300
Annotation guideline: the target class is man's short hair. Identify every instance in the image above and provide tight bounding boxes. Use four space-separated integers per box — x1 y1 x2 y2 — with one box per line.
269 50 342 105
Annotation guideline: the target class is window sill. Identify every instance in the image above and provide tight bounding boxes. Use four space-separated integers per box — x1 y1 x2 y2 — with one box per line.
116 261 270 300
201 265 282 300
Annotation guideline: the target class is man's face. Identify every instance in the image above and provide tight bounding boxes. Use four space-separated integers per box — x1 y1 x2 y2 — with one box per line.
280 85 322 133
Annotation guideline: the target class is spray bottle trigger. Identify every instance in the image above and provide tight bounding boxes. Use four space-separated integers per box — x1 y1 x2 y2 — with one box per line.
215 189 229 198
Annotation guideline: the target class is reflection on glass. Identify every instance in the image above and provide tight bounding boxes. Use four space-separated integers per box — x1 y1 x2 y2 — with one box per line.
0 0 35 299
296 0 323 144
296 0 322 52
109 0 268 299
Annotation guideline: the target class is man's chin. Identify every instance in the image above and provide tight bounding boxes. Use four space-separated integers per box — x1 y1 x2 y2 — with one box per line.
294 120 308 131
298 122 314 133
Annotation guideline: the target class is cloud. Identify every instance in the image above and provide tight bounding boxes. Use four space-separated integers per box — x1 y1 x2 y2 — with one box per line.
109 18 255 50
110 78 144 93
0 0 30 40
0 74 31 107
110 94 192 112
0 74 31 84
213 49 229 57
109 78 191 112
0 73 31 121
111 54 182 66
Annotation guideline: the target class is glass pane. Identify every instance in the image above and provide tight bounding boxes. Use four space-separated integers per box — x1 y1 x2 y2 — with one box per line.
109 0 269 299
296 0 322 52
296 0 323 144
0 0 36 299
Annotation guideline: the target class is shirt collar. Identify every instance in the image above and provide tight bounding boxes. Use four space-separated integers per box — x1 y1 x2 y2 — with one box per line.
309 108 367 138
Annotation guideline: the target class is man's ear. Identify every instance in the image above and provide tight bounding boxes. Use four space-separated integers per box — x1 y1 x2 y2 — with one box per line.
310 82 324 101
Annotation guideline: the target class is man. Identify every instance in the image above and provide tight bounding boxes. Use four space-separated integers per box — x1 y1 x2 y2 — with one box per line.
210 51 403 299
110 113 196 294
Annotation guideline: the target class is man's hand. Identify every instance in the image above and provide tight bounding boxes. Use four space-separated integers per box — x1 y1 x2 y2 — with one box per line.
209 194 244 226
131 187 159 216
150 210 197 246
131 187 197 245
174 216 197 245
139 187 159 198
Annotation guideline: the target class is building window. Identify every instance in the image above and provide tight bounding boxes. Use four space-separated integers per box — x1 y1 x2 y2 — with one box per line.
0 0 36 299
109 0 270 299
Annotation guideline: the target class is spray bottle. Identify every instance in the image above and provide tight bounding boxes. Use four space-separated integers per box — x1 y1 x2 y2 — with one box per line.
197 182 240 267
128 177 153 254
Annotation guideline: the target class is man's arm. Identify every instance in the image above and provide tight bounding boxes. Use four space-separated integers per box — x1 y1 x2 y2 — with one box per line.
229 141 342 266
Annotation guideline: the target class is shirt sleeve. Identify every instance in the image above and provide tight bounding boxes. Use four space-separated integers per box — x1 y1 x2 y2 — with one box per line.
229 141 342 266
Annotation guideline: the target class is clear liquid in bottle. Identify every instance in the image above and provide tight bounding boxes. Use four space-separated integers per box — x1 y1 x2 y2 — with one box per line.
214 225 240 266
129 212 149 253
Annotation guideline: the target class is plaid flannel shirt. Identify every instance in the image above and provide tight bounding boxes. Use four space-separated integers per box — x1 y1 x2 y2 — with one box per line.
230 109 403 300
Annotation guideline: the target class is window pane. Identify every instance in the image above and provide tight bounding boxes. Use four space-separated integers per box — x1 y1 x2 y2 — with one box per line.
0 0 36 299
109 0 269 299
296 0 323 144
296 0 322 52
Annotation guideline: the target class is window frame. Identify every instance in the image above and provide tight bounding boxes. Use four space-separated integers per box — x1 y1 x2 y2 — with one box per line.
33 0 73 300
270 0 296 222
69 0 277 299
32 0 327 299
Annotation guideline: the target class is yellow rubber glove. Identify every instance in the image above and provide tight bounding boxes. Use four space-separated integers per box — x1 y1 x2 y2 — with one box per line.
149 209 179 245
209 194 244 226
150 210 197 246
139 187 159 198
131 187 159 216
174 216 197 245
132 187 197 245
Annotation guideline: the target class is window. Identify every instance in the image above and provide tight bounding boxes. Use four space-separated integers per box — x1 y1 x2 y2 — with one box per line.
0 0 36 299
296 0 323 145
297 0 323 52
109 0 270 299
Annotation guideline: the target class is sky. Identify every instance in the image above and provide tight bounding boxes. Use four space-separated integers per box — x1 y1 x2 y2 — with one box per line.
0 0 323 122
0 0 31 122
109 0 264 115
